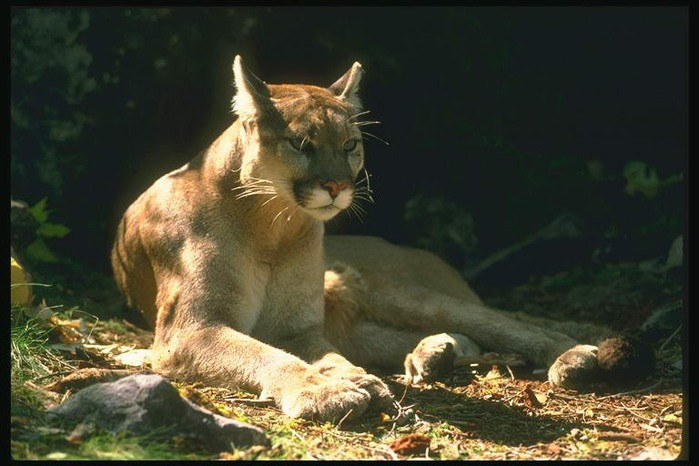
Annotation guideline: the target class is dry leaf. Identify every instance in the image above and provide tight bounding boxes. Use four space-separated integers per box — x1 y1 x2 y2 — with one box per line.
522 385 543 409
484 365 501 380
113 349 152 367
662 413 681 425
389 433 431 456
547 443 561 455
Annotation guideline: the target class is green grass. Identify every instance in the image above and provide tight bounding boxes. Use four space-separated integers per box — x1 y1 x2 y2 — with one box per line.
12 428 218 461
11 307 56 380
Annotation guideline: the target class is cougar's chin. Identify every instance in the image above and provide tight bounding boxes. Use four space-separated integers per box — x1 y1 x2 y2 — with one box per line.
303 204 344 221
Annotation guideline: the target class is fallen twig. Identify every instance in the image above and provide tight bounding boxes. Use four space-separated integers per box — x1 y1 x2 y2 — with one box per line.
335 408 354 430
224 397 276 406
659 326 681 352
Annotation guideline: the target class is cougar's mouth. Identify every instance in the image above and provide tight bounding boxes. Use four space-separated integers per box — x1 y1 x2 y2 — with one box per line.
294 187 353 221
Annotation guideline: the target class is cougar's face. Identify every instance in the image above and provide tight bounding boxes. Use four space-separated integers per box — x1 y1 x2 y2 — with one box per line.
253 85 365 222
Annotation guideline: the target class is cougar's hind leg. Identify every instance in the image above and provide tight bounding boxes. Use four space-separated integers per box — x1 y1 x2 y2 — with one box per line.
366 282 624 387
326 242 612 388
364 280 579 369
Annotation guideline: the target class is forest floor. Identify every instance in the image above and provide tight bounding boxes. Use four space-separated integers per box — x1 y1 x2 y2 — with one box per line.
10 257 686 460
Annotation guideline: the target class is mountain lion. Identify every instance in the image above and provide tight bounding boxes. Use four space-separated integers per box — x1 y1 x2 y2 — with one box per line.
112 56 648 422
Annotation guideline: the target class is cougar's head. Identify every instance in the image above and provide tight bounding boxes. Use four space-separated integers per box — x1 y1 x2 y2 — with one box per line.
231 56 369 222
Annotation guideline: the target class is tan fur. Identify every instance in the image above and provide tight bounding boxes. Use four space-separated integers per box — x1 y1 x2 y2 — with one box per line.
112 57 612 421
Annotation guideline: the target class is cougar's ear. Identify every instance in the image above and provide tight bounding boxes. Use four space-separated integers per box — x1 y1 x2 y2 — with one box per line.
329 61 363 110
231 55 271 119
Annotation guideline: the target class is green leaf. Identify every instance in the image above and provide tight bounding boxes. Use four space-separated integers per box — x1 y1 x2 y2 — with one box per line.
28 198 49 224
623 161 659 198
36 222 70 238
25 239 59 263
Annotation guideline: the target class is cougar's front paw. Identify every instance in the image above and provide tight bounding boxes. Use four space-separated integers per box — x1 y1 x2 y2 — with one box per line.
404 333 459 384
265 374 371 422
317 363 394 413
548 344 600 388
342 372 394 413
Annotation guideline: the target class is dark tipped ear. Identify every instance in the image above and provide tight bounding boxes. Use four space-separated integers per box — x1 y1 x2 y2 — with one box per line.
231 55 271 119
329 61 363 109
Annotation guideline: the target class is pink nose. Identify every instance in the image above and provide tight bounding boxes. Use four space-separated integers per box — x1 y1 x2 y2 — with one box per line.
322 180 350 198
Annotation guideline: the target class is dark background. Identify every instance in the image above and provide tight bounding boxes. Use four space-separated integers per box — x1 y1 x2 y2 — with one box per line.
11 6 687 290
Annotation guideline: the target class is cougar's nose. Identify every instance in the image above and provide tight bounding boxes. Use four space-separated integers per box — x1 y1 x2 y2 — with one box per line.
322 180 350 199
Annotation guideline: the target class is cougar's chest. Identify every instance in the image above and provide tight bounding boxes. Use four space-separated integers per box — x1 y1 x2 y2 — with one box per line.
250 243 326 342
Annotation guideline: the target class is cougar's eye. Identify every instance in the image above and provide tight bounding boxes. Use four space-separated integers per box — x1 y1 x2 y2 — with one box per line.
343 139 359 152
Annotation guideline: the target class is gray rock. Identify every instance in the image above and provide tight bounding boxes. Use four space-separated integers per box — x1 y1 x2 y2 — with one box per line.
48 373 269 452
